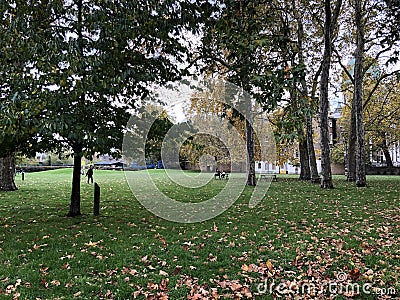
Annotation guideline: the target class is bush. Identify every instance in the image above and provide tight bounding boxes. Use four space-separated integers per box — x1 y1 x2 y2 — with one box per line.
330 143 345 164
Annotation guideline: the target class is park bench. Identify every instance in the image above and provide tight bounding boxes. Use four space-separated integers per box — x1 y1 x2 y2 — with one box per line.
258 171 278 182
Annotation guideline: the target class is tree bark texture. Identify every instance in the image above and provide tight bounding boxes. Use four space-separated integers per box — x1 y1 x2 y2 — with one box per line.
319 0 335 189
67 0 84 216
246 117 256 186
354 0 367 187
306 115 320 183
379 139 394 167
296 15 320 184
0 155 18 191
68 150 82 217
298 129 311 180
347 103 357 181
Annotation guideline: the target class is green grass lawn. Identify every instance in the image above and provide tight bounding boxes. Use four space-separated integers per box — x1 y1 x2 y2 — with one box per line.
0 169 399 299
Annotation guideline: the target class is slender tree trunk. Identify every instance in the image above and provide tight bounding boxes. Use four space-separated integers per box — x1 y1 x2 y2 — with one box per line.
354 0 366 187
381 143 394 167
296 16 320 183
319 0 335 189
347 104 357 181
298 129 311 180
68 147 83 217
0 154 18 191
306 115 320 183
246 117 256 186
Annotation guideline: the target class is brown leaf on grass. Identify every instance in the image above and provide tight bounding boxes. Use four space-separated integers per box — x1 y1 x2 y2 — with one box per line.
33 244 47 250
159 278 169 291
104 290 114 299
39 267 48 276
132 289 142 298
216 280 228 289
84 240 102 247
211 288 219 299
173 266 182 275
209 253 217 262
230 282 242 292
41 278 48 289
50 280 60 286
147 282 157 291
73 291 81 298
187 294 202 300
241 286 252 298
65 280 73 288
213 222 218 232
349 268 361 281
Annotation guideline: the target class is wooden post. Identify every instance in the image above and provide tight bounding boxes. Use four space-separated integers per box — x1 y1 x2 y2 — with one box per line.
94 183 100 216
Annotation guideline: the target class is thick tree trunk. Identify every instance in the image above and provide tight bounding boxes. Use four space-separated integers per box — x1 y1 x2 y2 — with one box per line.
354 0 366 187
306 115 320 183
0 155 18 191
319 0 335 189
298 130 311 180
68 149 82 217
347 104 357 181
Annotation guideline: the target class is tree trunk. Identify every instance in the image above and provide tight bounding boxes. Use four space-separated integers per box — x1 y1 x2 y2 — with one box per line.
68 148 83 217
381 143 394 167
246 117 256 186
347 104 357 181
319 0 335 189
306 115 320 183
298 129 311 180
354 0 366 187
296 14 320 184
0 154 18 191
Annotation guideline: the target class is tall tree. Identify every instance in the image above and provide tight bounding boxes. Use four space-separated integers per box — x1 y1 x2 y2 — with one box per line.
334 0 400 182
0 1 49 191
353 0 367 186
319 0 342 189
254 0 326 183
23 0 210 216
340 72 400 168
201 1 291 186
293 1 321 183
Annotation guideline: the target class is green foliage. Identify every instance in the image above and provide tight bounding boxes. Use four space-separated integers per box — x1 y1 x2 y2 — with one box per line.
0 2 49 157
331 142 345 164
202 1 293 109
145 111 174 162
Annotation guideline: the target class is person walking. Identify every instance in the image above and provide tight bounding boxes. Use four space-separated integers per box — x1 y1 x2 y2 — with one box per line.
86 165 94 184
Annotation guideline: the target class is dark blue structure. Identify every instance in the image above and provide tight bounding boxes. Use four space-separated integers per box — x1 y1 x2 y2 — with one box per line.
157 160 164 169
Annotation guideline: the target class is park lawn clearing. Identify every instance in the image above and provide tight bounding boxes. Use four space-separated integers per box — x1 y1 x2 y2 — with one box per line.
0 169 399 299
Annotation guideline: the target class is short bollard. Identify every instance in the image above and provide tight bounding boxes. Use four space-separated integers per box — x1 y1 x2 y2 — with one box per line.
94 183 100 216
21 171 25 181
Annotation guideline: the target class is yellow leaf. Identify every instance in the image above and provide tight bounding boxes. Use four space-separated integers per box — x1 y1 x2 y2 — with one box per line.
241 264 249 272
